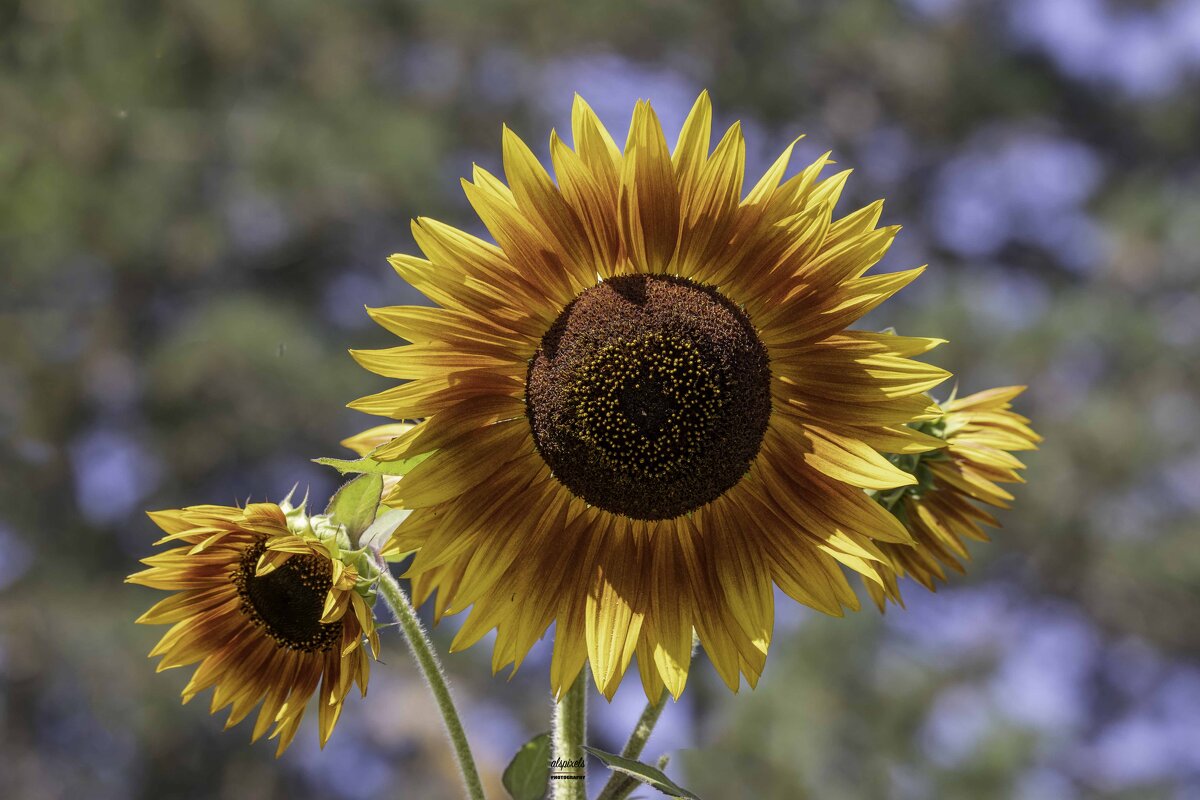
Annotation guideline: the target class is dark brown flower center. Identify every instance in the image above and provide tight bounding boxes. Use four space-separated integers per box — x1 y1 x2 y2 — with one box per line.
526 274 771 520
234 542 341 653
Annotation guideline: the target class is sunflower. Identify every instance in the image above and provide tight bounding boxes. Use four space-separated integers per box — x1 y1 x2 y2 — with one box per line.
867 386 1041 606
127 500 379 755
348 91 950 700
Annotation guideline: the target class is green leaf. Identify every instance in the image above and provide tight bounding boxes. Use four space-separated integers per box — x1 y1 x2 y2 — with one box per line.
358 507 411 553
502 732 551 800
312 451 431 476
583 746 700 800
325 473 383 545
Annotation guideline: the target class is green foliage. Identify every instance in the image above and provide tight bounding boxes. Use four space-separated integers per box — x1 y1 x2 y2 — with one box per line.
312 452 430 476
325 473 383 546
584 746 701 799
503 732 552 800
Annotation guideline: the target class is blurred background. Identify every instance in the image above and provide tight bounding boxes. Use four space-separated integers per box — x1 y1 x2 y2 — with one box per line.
3 0 1200 797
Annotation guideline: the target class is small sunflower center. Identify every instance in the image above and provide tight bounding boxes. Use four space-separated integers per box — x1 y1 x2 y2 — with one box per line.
526 274 771 520
233 542 341 653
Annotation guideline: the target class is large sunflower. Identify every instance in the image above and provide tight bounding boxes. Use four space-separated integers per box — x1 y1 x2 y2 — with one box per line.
127 501 379 754
867 386 1041 605
349 92 950 700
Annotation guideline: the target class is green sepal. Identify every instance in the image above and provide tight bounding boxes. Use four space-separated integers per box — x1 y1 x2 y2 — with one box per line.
583 746 701 799
869 399 958 515
277 491 381 605
872 485 910 512
312 451 431 476
325 473 384 548
281 498 352 553
915 462 939 492
345 547 380 582
502 732 551 800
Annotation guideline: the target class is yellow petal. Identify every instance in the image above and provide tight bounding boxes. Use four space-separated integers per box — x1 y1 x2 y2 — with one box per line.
501 125 594 291
586 549 645 698
770 416 917 490
550 130 620 276
618 101 680 274
571 94 622 182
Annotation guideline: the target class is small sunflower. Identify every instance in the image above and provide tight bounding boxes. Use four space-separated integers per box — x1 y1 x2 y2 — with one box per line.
127 500 379 755
868 386 1041 605
349 92 951 699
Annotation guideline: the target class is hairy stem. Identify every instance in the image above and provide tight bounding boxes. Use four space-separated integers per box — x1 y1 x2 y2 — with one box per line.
552 670 588 800
376 567 485 800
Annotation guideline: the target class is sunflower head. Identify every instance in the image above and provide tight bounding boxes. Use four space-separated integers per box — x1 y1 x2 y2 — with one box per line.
526 273 772 520
127 500 380 755
349 91 952 700
867 386 1042 605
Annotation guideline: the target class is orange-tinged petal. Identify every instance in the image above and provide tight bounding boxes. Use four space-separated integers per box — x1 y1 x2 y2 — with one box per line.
619 101 680 274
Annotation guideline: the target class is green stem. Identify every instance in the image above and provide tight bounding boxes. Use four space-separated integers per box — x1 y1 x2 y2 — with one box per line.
595 690 669 800
552 669 588 800
376 567 485 800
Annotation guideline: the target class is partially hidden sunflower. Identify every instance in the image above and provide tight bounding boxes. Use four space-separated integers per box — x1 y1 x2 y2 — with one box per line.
127 500 379 755
867 385 1042 607
348 91 952 700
